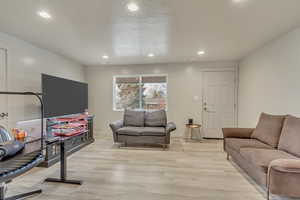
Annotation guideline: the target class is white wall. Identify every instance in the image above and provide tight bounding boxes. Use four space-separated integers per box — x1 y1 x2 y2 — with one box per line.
86 61 237 137
238 27 300 127
0 32 85 127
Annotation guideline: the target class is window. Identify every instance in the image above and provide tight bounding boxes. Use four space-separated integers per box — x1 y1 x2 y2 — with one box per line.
114 76 140 110
113 75 167 111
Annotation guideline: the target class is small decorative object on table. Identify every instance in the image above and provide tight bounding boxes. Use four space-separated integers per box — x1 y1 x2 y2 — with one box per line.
12 128 28 141
188 118 193 125
185 123 202 141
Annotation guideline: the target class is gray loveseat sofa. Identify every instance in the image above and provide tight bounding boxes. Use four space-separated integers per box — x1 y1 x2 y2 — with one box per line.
223 113 300 200
110 109 176 148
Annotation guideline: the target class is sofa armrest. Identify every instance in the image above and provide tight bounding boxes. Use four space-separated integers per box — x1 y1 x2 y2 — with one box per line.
109 120 123 142
269 159 300 173
166 122 176 134
268 159 300 197
222 128 255 139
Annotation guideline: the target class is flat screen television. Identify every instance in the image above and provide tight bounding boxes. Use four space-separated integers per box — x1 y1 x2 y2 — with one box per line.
42 74 88 118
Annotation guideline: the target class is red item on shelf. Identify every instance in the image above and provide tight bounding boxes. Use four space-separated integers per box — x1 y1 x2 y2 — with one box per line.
50 114 89 137
53 128 87 137
52 121 87 129
54 114 88 123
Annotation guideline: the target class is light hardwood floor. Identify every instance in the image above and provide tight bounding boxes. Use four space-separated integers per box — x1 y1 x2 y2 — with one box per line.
6 136 296 200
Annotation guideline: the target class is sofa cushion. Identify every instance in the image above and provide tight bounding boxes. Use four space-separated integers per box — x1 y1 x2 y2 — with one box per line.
140 127 166 136
145 110 167 127
240 148 298 173
117 127 142 136
225 138 272 153
251 113 286 148
278 115 300 157
123 109 145 127
117 127 166 137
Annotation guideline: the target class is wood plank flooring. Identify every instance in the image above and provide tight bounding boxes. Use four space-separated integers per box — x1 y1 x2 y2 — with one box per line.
5 136 297 200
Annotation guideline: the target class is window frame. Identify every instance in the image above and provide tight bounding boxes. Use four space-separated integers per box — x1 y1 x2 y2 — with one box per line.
113 74 168 111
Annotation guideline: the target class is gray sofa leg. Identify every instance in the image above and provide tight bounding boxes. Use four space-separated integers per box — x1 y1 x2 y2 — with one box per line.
117 142 126 148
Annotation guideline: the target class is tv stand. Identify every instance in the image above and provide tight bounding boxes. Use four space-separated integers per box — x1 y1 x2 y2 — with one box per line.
39 115 94 168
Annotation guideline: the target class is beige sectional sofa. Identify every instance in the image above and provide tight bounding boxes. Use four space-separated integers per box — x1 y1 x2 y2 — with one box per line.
223 113 300 200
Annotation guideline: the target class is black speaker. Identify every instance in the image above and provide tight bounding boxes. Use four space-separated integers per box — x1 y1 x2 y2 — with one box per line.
188 119 193 125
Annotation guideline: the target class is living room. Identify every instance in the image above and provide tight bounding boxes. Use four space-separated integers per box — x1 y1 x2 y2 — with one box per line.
1 0 300 200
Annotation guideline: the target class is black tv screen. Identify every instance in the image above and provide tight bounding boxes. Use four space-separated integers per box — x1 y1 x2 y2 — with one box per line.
42 74 88 118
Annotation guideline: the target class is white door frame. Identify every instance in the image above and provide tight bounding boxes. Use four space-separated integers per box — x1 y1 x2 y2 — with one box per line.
0 48 8 90
201 66 239 133
0 47 8 93
0 48 8 129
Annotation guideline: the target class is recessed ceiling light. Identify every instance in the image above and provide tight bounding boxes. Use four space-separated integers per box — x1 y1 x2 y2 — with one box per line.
148 53 155 57
37 10 52 19
127 2 139 12
102 55 109 59
197 50 205 55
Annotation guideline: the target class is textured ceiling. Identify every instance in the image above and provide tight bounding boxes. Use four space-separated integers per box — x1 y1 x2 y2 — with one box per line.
1 0 300 66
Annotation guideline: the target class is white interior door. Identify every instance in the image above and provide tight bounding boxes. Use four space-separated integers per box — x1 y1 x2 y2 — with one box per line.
0 49 8 129
202 71 236 138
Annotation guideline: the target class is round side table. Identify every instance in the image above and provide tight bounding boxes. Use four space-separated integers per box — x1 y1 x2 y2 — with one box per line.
185 124 202 141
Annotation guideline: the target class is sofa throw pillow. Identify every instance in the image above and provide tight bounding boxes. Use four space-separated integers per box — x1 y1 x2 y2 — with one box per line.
251 113 286 148
123 109 145 127
278 115 300 157
145 110 167 127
